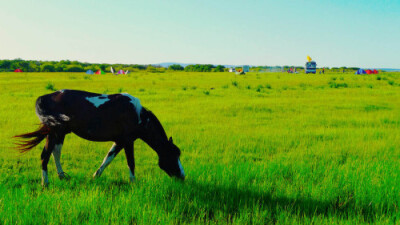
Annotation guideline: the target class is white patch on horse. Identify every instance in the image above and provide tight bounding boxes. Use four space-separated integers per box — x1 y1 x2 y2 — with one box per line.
59 114 70 121
85 95 110 108
93 144 118 178
52 144 63 175
122 93 142 124
178 159 185 177
59 89 66 93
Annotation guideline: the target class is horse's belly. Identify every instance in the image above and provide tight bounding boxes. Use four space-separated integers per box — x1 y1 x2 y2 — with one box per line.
72 130 113 142
69 120 122 142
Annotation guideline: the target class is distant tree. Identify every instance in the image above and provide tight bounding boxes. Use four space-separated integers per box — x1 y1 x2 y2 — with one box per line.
60 60 71 65
17 61 29 71
213 65 225 72
99 64 107 71
184 64 215 72
132 65 146 70
168 64 184 71
28 62 39 72
65 65 84 72
55 64 66 72
40 63 56 72
0 60 11 71
85 65 99 72
146 65 157 73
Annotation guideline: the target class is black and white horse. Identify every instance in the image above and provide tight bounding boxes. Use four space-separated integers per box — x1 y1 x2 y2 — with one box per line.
14 90 185 186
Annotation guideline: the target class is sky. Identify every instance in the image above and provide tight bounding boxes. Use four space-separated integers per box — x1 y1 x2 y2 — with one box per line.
1 0 399 68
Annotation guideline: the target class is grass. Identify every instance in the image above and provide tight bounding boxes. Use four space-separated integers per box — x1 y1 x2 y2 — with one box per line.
0 71 400 224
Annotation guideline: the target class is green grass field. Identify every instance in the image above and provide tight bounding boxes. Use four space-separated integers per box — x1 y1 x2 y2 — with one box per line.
0 71 399 224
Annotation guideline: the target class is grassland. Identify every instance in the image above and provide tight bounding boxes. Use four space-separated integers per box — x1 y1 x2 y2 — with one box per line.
0 71 399 224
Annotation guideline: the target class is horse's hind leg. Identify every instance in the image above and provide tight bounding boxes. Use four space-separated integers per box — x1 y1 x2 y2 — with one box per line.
52 134 66 179
41 132 64 186
93 143 123 178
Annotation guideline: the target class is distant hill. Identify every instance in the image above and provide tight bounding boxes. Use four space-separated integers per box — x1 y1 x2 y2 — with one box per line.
153 62 191 68
380 68 400 72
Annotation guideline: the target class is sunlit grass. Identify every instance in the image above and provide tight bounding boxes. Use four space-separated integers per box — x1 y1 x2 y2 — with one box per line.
0 71 399 224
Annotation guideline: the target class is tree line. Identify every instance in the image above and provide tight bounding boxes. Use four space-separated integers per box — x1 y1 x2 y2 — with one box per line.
0 59 360 73
0 59 148 73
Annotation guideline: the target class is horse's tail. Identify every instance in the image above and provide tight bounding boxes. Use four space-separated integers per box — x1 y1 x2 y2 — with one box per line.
13 124 51 153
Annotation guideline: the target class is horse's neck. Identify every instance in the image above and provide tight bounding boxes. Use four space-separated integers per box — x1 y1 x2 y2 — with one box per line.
140 116 167 155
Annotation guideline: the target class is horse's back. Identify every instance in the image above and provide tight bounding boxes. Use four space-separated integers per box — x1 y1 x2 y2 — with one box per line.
35 90 143 142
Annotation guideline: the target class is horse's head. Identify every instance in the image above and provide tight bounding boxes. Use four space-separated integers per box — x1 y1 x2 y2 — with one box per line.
158 137 185 180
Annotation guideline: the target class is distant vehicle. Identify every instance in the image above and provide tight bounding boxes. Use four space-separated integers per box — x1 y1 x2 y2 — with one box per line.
305 61 317 74
243 65 250 73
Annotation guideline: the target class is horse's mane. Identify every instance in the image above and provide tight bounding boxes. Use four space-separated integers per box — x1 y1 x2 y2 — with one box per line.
144 108 168 141
143 108 181 156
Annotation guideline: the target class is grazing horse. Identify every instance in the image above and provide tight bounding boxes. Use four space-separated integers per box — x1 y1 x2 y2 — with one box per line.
14 90 185 186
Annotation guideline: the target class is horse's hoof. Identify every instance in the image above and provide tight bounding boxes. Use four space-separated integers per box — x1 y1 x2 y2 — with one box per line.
93 171 100 179
42 182 49 188
129 176 136 183
58 172 70 180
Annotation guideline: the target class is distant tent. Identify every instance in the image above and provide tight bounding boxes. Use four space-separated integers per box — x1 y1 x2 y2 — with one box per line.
365 69 373 74
110 67 114 74
373 69 379 74
14 69 23 72
117 70 125 74
355 69 366 75
95 70 105 74
86 70 94 74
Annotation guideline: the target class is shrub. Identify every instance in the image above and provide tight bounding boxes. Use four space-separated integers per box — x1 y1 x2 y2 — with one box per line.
203 90 210 95
265 84 272 89
45 82 56 91
231 81 238 87
329 82 348 88
388 80 395 86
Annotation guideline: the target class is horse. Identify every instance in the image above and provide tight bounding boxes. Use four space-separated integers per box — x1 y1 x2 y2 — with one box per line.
14 89 185 186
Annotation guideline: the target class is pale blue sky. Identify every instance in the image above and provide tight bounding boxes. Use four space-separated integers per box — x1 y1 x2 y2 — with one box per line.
1 0 399 68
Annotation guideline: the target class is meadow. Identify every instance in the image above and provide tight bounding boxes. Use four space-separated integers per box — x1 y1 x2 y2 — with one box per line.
0 71 399 224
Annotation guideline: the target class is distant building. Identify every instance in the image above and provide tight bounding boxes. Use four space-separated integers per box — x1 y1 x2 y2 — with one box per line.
229 68 236 72
243 65 250 72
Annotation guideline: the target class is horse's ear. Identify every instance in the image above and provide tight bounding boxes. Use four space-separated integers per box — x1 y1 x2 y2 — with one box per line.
169 137 173 143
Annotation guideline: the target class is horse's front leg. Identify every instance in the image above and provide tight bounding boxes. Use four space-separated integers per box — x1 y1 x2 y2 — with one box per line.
93 143 123 178
124 142 135 182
